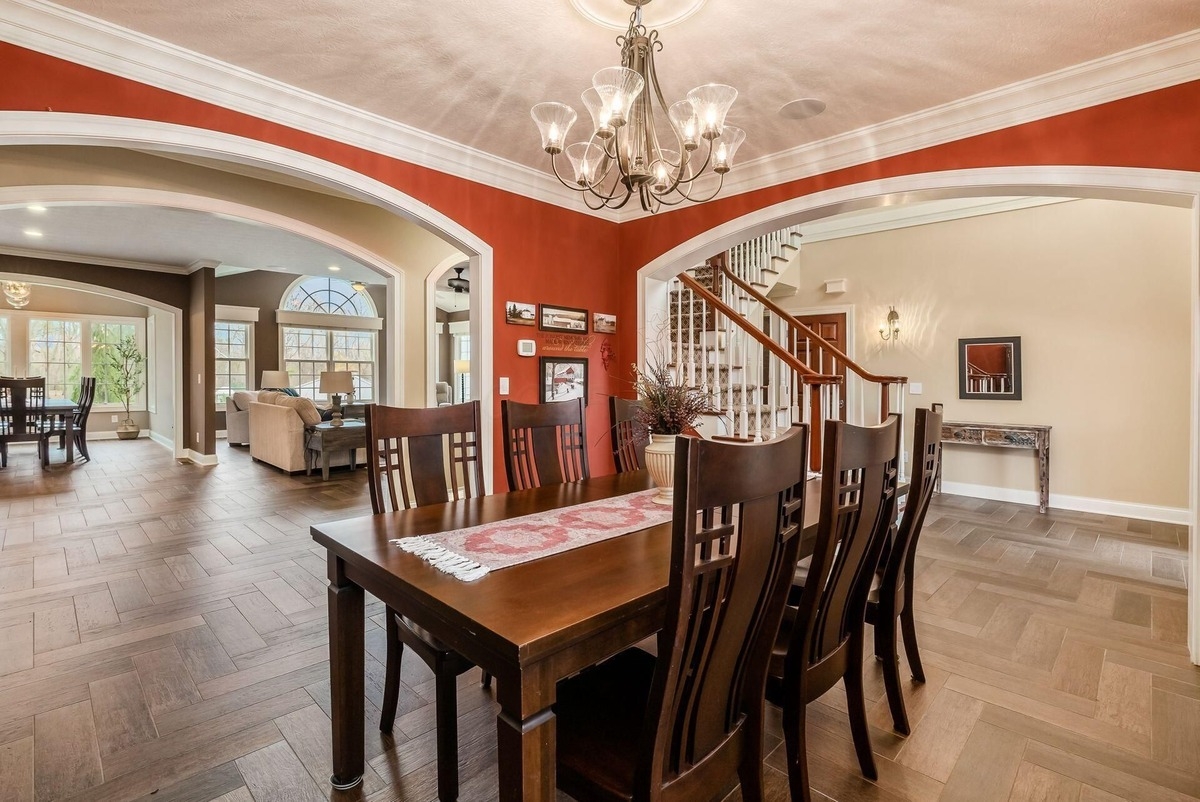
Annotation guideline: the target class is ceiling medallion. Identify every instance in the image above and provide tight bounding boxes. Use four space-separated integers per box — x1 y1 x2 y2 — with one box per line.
532 0 742 213
569 0 708 31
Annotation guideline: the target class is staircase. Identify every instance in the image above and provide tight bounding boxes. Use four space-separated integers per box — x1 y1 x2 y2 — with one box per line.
661 226 908 472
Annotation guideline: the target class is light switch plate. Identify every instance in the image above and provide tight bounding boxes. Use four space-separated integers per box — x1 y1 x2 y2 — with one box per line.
909 382 923 395
499 377 510 395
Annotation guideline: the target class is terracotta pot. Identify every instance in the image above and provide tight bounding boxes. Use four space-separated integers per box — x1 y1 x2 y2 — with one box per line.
643 433 677 505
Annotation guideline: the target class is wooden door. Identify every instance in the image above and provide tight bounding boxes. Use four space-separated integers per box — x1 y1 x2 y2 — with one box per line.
795 313 847 421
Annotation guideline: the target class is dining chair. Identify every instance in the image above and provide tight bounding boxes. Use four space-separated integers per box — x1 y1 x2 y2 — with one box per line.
609 395 646 473
554 424 810 802
0 377 51 468
866 407 942 735
365 401 488 802
767 415 900 802
47 377 96 462
501 397 589 490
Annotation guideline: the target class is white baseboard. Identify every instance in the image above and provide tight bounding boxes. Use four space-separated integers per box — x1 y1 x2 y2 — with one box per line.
183 449 218 466
216 429 227 439
147 430 174 451
940 480 1189 524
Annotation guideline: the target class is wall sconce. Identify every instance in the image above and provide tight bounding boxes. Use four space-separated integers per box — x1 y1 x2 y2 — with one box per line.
879 306 900 341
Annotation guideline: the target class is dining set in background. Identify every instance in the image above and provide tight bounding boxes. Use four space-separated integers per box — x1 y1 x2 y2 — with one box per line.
0 375 94 469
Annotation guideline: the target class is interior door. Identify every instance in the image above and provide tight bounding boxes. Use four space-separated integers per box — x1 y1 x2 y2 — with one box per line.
795 312 848 421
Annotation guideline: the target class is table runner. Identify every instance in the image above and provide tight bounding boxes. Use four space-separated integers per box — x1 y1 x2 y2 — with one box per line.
391 489 672 581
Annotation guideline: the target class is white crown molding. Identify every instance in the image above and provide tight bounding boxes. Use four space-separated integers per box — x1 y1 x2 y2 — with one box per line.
2 0 1199 226
0 243 187 273
795 196 1077 244
0 0 622 222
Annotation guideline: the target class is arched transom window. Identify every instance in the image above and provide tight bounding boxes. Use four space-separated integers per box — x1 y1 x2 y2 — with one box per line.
282 277 376 317
278 276 380 402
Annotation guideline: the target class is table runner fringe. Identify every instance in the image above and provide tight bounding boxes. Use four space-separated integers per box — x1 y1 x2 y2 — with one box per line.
391 536 491 582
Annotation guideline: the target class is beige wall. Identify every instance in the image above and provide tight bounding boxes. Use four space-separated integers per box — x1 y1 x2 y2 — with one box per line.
783 198 1192 510
1 146 465 406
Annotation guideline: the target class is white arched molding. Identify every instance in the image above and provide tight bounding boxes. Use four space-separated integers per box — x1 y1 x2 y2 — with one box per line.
0 268 187 462
0 112 496 481
635 165 1200 666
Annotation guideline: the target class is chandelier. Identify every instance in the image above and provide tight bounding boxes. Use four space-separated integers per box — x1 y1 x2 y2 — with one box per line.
3 281 30 309
531 0 743 213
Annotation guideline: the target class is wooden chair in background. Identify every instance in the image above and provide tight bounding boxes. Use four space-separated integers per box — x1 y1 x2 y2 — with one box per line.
554 425 810 802
47 376 96 462
866 406 942 735
0 377 50 468
608 396 646 474
768 415 900 802
365 401 488 802
501 397 589 490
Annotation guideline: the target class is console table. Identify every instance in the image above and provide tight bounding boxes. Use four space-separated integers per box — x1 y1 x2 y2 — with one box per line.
938 421 1052 513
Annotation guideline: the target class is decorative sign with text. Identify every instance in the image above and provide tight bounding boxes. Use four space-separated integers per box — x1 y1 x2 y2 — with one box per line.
541 333 595 353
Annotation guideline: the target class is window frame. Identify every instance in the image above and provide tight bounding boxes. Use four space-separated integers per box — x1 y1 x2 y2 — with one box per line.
214 319 255 410
16 311 147 410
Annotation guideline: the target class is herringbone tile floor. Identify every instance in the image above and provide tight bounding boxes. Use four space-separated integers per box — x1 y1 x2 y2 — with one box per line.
0 439 1195 801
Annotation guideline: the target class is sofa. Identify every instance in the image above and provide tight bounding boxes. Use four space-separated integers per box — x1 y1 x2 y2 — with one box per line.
248 390 359 474
225 392 253 446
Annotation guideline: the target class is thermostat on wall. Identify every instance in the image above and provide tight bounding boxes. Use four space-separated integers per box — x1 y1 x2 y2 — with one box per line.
517 339 536 357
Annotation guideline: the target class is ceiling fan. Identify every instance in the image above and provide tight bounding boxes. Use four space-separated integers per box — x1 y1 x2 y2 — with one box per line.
448 266 469 293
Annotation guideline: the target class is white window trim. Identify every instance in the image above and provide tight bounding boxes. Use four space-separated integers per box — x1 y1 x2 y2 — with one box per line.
214 319 255 410
276 309 382 331
278 326 377 403
215 304 260 323
19 310 147 412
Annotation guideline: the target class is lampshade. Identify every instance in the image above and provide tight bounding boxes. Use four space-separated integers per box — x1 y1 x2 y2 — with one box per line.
453 359 471 375
319 371 354 395
260 370 290 389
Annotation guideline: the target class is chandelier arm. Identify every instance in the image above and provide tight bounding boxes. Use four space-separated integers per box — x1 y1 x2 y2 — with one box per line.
548 154 590 192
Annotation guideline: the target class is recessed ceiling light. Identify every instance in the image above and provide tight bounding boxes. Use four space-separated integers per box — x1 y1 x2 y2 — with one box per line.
328 265 341 272
26 204 47 214
23 229 43 238
779 98 827 121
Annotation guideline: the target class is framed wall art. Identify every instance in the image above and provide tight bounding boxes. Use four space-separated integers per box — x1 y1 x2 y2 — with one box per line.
539 304 589 333
958 336 1022 400
541 357 589 405
593 313 616 334
505 301 536 326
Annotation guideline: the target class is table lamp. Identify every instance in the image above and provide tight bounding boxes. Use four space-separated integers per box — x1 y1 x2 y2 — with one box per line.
453 359 471 403
261 370 293 394
319 371 355 427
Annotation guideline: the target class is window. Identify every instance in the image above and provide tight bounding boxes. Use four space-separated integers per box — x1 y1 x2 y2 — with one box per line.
28 318 82 400
91 321 137 406
282 327 375 402
279 277 378 403
214 321 252 407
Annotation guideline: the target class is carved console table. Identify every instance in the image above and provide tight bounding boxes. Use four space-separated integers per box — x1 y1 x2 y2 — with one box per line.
938 421 1052 513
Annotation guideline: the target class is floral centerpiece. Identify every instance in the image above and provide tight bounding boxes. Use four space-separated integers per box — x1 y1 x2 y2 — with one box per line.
631 360 712 503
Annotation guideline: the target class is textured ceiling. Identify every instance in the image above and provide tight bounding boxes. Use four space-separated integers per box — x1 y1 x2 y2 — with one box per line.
47 0 1200 169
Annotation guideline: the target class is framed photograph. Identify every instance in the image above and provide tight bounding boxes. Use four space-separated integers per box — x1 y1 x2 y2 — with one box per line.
539 304 589 333
593 312 617 334
541 357 589 405
958 336 1022 400
505 301 536 326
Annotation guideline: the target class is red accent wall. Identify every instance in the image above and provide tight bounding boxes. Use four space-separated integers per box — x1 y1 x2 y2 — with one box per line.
5 42 1200 485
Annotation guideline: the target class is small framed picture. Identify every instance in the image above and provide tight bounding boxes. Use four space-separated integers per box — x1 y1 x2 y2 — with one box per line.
593 313 617 334
958 336 1022 400
539 304 589 333
505 301 536 326
541 357 589 405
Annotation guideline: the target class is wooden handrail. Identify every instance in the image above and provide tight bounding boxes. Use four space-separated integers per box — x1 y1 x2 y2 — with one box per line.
676 273 841 386
716 264 908 386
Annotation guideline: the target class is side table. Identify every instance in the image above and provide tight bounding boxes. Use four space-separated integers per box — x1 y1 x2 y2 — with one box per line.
305 420 367 481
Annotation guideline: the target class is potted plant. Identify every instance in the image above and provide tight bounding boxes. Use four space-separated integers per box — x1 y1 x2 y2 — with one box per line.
98 335 146 440
631 360 711 504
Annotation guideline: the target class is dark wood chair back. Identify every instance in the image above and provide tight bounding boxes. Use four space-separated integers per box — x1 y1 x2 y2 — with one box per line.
365 401 486 513
0 377 48 441
640 424 809 794
881 407 941 595
609 396 646 473
75 376 97 424
501 398 589 490
790 415 900 672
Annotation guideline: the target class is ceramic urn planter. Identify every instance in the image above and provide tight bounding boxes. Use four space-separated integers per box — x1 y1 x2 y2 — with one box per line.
643 433 677 505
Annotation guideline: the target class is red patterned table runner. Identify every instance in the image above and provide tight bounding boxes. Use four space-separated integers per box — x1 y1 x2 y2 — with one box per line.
391 489 672 581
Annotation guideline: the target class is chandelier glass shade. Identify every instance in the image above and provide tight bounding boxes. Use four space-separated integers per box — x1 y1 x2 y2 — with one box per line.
3 281 31 309
532 1 743 212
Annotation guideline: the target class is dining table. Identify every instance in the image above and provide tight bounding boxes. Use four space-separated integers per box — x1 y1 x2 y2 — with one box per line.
310 469 822 801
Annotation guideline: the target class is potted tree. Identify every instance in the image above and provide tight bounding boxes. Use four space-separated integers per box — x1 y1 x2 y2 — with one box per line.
632 360 711 504
98 335 146 440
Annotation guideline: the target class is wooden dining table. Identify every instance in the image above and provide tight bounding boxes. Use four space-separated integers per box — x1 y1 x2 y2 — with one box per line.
311 469 821 800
